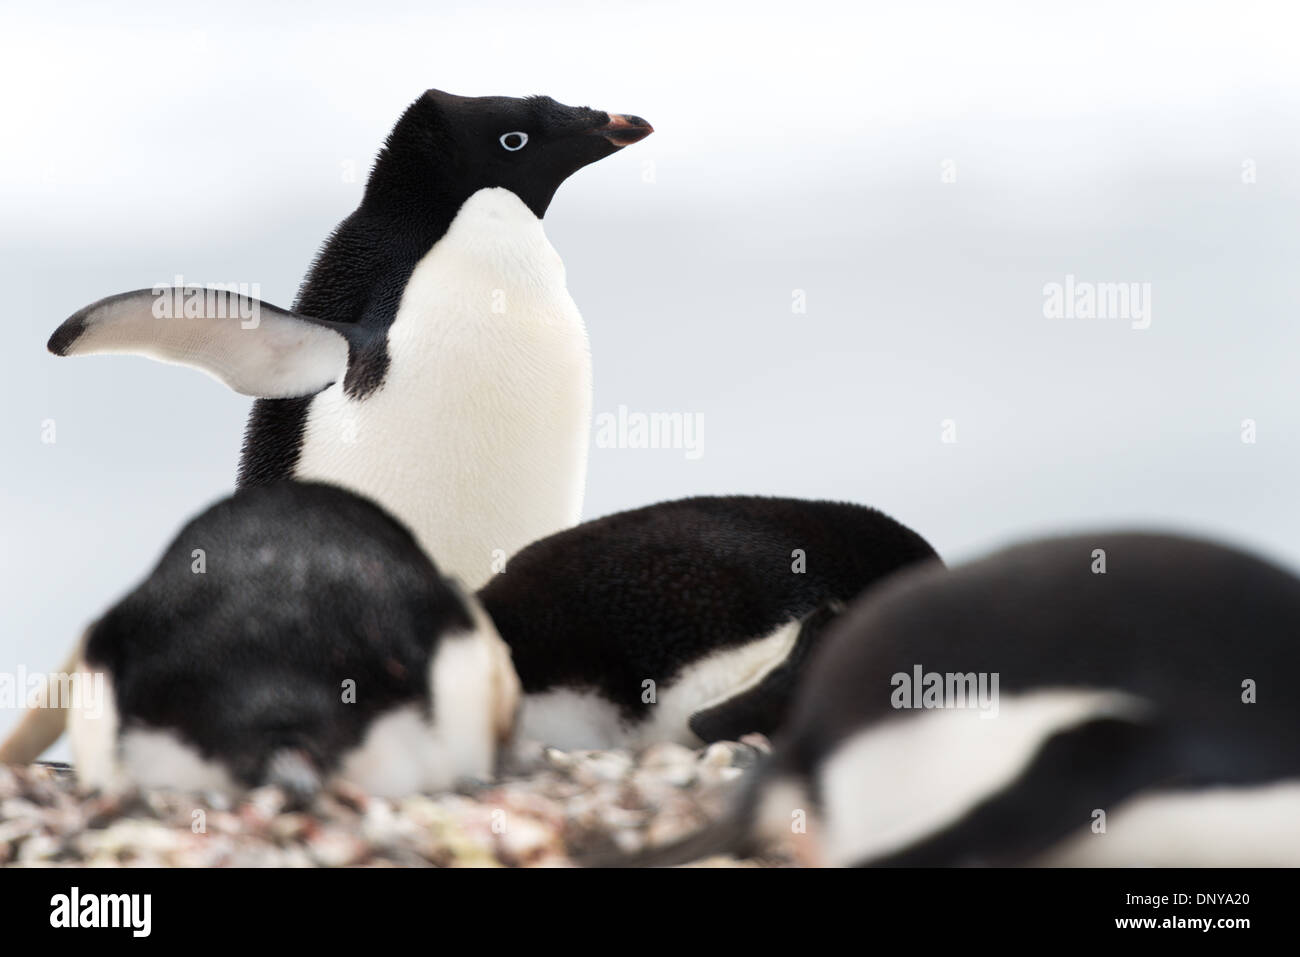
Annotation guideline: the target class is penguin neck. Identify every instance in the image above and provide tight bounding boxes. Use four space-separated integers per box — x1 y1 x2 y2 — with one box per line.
435 187 561 275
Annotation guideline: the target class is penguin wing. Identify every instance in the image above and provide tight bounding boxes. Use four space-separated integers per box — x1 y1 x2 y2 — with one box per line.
47 288 366 398
688 602 843 743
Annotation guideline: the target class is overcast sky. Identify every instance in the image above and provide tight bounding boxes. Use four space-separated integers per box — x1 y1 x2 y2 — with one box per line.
3 1 1299 753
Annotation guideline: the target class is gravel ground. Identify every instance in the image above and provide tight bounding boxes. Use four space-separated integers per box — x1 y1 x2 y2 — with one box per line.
0 737 789 868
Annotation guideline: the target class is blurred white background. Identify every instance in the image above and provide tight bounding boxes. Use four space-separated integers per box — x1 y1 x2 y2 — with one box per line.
3 1 1299 752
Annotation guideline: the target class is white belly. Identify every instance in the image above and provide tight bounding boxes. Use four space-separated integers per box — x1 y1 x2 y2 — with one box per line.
515 621 803 751
294 188 592 587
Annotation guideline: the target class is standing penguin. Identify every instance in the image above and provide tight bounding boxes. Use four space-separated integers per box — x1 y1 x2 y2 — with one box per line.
66 481 519 799
618 533 1300 866
478 495 939 751
45 90 652 587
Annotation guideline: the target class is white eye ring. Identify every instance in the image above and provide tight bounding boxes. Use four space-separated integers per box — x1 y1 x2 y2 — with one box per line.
500 131 529 151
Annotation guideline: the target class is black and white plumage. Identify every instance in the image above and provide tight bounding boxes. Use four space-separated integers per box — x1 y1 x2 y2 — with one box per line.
478 495 939 751
45 91 652 589
624 532 1300 866
67 482 519 799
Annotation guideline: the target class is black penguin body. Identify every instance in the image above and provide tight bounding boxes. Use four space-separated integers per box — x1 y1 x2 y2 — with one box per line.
478 495 939 750
69 482 519 798
632 532 1300 867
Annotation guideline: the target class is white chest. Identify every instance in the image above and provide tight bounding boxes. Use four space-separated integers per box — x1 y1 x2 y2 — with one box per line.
294 188 593 586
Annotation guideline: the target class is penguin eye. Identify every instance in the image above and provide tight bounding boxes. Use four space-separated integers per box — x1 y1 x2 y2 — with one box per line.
499 131 529 152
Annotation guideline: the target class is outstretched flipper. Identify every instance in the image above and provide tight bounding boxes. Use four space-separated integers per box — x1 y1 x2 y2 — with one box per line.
48 288 372 398
688 601 844 743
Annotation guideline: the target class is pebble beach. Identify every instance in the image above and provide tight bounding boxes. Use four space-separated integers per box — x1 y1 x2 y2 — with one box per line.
0 737 788 868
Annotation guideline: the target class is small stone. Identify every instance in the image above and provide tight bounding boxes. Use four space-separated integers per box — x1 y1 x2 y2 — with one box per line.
1 797 43 821
270 813 312 843
0 818 39 847
699 741 739 767
644 807 707 847
571 749 633 785
638 742 697 787
144 789 182 819
611 828 644 853
19 833 63 862
201 789 233 812
307 830 367 867
241 786 288 827
83 794 127 829
330 779 370 813
640 741 697 767
494 813 558 865
543 747 573 770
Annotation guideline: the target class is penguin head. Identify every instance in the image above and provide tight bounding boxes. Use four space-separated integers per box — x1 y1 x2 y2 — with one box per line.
368 89 653 218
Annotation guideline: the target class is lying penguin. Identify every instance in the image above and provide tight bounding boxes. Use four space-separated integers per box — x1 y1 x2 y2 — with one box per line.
65 481 519 798
617 532 1300 866
478 495 939 751
45 90 652 588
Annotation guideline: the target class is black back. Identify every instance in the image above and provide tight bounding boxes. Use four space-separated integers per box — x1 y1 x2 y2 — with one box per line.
83 481 473 787
779 532 1300 789
478 495 939 723
238 91 633 486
